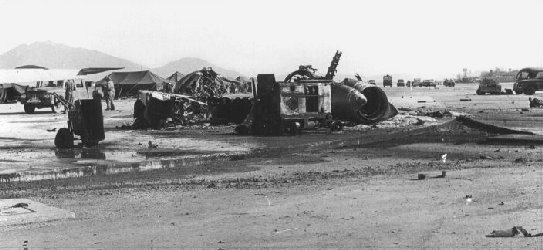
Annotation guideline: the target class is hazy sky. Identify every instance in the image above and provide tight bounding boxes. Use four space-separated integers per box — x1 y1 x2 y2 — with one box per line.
1 0 542 78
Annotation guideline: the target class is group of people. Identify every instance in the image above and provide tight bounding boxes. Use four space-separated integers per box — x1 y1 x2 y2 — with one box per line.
63 76 116 111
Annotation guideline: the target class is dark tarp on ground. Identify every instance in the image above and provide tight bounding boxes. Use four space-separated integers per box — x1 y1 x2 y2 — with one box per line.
0 83 28 103
95 70 169 98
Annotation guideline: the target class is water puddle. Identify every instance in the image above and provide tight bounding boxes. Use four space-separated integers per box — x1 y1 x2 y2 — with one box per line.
0 151 246 183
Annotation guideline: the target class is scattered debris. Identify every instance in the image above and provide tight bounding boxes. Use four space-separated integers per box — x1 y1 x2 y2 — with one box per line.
148 141 158 149
529 97 543 108
487 226 543 237
487 227 520 237
465 195 473 204
514 158 527 163
0 202 35 213
441 154 447 163
434 171 446 178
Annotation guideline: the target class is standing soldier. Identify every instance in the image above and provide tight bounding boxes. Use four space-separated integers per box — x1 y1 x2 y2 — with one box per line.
65 79 76 105
103 76 116 111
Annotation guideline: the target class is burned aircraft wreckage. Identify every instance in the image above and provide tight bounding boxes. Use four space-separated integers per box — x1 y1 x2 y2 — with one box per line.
132 51 397 135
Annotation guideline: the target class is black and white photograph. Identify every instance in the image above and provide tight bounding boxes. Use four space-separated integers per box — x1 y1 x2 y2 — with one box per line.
1 0 542 248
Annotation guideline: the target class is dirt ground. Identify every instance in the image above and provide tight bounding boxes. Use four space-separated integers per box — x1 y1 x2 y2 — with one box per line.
1 84 542 248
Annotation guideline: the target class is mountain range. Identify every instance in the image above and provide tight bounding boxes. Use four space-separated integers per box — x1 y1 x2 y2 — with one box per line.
0 41 242 78
152 57 241 79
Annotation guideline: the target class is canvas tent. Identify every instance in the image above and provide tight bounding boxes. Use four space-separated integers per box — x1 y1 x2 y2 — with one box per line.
0 68 80 103
95 70 169 97
0 69 79 86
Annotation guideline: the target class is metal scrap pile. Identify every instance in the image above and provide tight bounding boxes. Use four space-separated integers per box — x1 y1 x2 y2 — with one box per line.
133 91 208 129
208 97 253 125
173 67 250 100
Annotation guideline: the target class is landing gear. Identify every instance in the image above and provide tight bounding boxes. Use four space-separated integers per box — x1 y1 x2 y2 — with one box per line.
54 128 74 148
54 99 105 148
23 104 35 114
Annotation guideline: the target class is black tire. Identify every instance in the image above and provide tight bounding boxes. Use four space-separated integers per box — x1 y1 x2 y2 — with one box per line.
331 121 344 131
80 128 97 147
288 122 299 135
54 128 74 148
524 87 536 95
133 99 145 119
24 104 35 114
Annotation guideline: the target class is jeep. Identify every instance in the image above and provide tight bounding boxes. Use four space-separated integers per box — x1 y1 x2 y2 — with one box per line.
20 87 63 114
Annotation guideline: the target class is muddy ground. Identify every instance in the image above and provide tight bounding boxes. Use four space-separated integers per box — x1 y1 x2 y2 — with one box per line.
1 84 542 248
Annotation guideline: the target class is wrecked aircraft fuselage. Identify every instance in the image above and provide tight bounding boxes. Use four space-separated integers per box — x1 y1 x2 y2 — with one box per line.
235 74 340 135
331 81 397 124
281 51 397 125
131 51 397 133
133 91 208 129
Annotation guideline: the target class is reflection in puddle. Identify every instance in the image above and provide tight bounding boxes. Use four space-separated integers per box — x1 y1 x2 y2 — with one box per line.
0 152 243 183
54 148 106 160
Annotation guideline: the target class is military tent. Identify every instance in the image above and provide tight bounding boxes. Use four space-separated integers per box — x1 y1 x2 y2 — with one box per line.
95 70 169 97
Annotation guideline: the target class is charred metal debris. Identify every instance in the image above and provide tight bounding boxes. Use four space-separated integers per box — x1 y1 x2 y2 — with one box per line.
131 51 398 133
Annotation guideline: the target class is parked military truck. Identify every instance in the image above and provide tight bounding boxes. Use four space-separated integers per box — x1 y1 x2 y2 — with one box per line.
421 79 436 87
443 79 456 87
513 67 543 95
476 78 502 95
397 79 405 87
383 75 393 87
413 78 422 87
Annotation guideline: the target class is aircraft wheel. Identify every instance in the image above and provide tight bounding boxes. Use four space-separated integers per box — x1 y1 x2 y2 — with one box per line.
24 104 35 114
54 128 74 148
